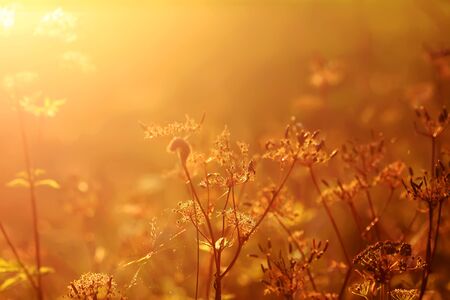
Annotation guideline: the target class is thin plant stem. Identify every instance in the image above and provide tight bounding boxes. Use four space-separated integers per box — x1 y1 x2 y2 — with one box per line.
216 157 300 299
0 222 38 291
401 209 419 242
379 188 394 219
430 137 435 176
418 136 438 300
17 106 44 300
273 214 318 292
206 252 214 299
347 201 364 236
308 166 351 300
365 190 380 241
431 200 443 263
186 172 201 300
339 266 353 300
419 202 433 299
308 167 350 264
221 188 232 238
194 206 200 300
248 156 298 238
181 163 221 299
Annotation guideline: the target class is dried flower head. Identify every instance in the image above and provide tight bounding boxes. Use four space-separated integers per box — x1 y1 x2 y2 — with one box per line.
341 133 385 176
252 184 302 222
374 161 406 189
403 162 449 207
349 280 373 300
353 241 425 284
321 178 362 205
390 289 419 300
256 240 307 299
67 272 125 299
223 208 256 239
264 117 337 167
209 127 255 186
173 200 205 226
414 106 449 138
140 114 203 139
252 238 328 299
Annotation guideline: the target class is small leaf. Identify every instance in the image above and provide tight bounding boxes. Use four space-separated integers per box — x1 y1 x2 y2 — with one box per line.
0 259 20 273
214 237 232 250
35 179 60 189
37 266 54 275
6 178 30 188
199 242 213 253
0 273 26 291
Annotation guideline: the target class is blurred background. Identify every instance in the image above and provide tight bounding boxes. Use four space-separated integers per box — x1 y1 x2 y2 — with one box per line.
0 0 449 299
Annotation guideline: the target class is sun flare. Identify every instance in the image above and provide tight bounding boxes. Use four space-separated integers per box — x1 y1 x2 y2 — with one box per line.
0 1 449 300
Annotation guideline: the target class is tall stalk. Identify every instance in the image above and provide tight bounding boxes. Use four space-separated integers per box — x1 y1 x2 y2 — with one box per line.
418 136 437 300
17 105 44 300
309 166 351 300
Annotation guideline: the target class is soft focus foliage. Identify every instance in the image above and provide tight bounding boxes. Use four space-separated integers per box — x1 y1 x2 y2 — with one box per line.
0 1 449 300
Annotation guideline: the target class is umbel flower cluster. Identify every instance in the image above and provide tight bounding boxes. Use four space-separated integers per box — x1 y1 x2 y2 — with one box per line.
352 241 425 284
67 272 125 300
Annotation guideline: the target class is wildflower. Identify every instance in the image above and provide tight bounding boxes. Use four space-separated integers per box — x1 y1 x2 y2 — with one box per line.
414 106 448 138
353 241 425 284
67 272 125 299
341 133 385 176
390 289 419 300
173 200 204 226
140 115 203 140
210 127 255 186
349 280 372 300
223 209 256 238
252 185 301 222
403 162 449 207
257 241 306 299
264 117 337 167
374 161 406 189
254 238 328 299
321 178 362 205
